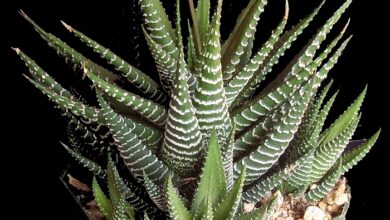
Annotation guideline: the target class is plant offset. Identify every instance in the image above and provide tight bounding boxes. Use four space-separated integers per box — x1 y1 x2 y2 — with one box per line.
15 0 380 219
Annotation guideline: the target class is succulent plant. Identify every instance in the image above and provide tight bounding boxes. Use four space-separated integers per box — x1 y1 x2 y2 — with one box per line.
14 0 380 219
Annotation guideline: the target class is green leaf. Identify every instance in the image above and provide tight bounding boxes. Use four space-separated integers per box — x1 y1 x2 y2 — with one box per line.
283 0 352 81
122 117 163 152
235 79 314 185
225 7 288 107
232 32 351 134
140 0 178 59
283 148 316 193
195 0 210 44
61 21 166 102
221 0 268 81
20 10 120 84
24 75 102 123
312 114 361 182
142 26 176 94
236 192 281 220
112 197 127 220
242 169 288 203
235 1 325 105
166 177 193 220
86 68 168 126
187 21 197 71
319 86 366 146
61 142 105 177
143 172 167 211
221 123 235 190
341 130 381 173
161 45 203 177
107 157 161 215
98 93 171 185
306 159 343 202
193 0 231 145
191 130 227 218
92 176 112 218
13 48 75 100
214 168 246 220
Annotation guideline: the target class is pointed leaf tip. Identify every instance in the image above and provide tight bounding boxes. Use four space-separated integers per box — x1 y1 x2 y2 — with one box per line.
284 0 290 20
60 20 74 32
11 47 20 54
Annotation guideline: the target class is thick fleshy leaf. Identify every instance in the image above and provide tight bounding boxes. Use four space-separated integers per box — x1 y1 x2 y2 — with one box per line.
98 93 171 185
143 172 167 211
20 10 120 83
236 191 281 220
232 32 351 134
319 86 366 146
221 0 269 81
235 79 314 185
306 160 343 202
161 47 203 177
24 75 102 122
193 0 231 144
166 177 193 220
61 21 166 102
311 114 361 182
224 6 288 107
191 130 227 218
242 169 288 203
341 130 381 173
61 142 105 177
142 26 176 94
140 0 178 59
86 68 168 126
214 168 246 220
14 48 75 100
195 0 210 44
233 1 325 106
107 157 162 215
92 176 112 218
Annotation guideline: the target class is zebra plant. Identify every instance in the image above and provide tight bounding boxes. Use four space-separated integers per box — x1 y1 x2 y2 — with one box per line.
15 0 380 219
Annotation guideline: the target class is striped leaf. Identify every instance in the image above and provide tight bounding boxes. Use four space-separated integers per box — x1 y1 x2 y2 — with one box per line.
107 157 162 216
98 93 171 185
85 68 168 126
140 0 178 59
61 142 105 177
232 32 350 134
306 160 343 202
221 0 268 81
13 48 75 100
143 172 167 211
20 10 120 83
235 1 325 105
224 6 288 107
242 170 287 203
193 0 231 144
234 80 314 185
311 114 361 182
319 86 367 147
341 130 381 172
161 47 203 177
24 75 102 122
142 26 176 94
61 22 166 103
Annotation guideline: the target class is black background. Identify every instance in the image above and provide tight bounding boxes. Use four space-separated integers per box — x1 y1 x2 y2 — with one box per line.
3 0 388 219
